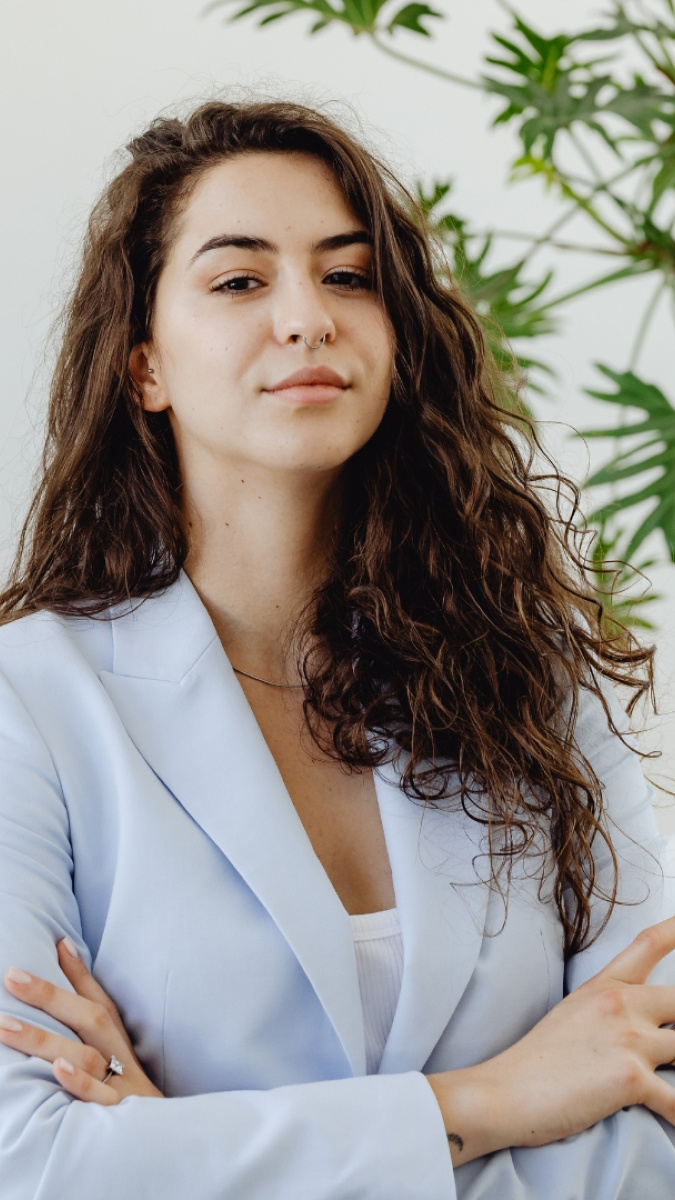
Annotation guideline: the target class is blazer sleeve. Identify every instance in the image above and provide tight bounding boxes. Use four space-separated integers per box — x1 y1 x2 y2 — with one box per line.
563 668 675 989
455 672 675 1200
0 669 454 1200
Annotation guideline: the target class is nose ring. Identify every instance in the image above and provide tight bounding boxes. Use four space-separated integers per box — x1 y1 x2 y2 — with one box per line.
303 335 327 350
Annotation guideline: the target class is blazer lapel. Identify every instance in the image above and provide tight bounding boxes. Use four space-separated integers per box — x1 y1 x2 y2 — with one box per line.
374 758 489 1074
98 573 367 1077
98 572 490 1080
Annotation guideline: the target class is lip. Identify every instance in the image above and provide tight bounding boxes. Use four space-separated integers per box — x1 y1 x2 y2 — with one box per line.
265 366 348 391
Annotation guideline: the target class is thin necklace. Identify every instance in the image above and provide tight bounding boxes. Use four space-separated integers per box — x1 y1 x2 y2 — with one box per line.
232 665 305 689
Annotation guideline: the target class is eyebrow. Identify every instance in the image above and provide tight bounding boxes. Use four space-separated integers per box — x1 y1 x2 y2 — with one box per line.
188 229 374 266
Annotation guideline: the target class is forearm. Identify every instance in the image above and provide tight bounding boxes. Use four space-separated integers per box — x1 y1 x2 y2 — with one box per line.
0 1064 455 1200
426 1065 505 1168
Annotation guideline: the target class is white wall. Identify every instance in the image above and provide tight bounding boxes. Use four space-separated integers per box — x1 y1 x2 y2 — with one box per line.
1 0 673 828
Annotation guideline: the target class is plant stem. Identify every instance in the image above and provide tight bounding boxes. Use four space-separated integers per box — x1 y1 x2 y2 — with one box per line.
540 262 653 311
608 278 666 515
561 161 649 211
370 31 481 88
568 128 603 186
629 278 666 371
473 229 626 255
633 27 675 85
554 159 645 239
593 160 648 194
555 172 633 244
519 207 578 267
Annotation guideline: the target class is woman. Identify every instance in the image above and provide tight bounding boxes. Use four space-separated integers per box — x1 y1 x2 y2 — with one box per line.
0 97 674 1199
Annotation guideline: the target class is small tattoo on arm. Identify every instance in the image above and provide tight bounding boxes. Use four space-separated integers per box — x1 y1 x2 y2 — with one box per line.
447 1132 464 1153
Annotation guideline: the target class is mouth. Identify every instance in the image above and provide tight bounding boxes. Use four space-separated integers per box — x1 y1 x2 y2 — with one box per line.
265 366 348 391
264 366 349 407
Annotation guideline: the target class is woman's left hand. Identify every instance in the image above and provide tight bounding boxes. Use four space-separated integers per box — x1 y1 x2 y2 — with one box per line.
0 937 164 1105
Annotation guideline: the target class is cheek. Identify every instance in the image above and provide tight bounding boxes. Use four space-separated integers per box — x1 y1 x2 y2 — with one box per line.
155 293 249 372
366 329 395 413
350 290 389 347
354 354 392 446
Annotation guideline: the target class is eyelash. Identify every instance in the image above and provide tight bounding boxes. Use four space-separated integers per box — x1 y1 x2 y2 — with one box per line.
210 270 372 294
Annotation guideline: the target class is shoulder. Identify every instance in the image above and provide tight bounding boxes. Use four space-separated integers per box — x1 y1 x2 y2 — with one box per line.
0 572 215 705
0 607 114 681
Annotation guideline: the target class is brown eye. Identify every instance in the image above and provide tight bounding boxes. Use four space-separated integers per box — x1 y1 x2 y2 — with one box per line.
211 275 262 293
324 270 372 290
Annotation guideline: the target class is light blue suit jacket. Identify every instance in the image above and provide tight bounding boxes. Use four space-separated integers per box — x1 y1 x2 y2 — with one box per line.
0 572 674 1198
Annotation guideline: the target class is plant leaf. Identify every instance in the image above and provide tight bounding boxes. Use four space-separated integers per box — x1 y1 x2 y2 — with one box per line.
579 366 675 561
414 180 557 408
483 8 675 163
582 514 660 632
205 0 391 35
387 2 442 37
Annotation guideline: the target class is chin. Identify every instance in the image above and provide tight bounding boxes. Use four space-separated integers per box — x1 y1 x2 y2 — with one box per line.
261 434 369 475
266 454 353 475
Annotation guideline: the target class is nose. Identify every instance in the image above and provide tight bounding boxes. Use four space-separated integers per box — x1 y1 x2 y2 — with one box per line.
272 272 336 348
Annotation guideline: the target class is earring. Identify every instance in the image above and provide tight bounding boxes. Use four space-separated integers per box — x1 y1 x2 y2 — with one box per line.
147 367 154 374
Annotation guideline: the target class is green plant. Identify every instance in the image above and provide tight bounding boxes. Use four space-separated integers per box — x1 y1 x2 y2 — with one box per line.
579 366 675 561
414 181 556 410
207 0 675 627
585 513 660 633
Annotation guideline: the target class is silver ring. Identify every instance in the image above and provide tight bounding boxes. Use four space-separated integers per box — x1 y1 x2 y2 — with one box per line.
303 335 327 350
102 1054 125 1084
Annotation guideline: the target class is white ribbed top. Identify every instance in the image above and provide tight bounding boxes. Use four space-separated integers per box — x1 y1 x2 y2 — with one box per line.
349 906 404 1075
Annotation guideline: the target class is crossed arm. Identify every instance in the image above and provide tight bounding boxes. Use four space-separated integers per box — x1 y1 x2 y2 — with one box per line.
3 918 675 1167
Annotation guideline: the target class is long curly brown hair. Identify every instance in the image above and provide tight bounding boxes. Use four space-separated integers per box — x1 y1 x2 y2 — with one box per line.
1 98 658 954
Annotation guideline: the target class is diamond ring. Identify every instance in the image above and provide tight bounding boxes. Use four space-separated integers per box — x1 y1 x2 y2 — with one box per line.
102 1054 125 1084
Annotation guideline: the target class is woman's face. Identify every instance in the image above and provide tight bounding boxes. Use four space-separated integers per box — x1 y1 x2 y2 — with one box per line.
134 151 394 479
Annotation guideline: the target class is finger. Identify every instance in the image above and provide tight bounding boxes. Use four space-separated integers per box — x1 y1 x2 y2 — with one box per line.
655 1027 675 1068
56 939 126 1033
640 1071 675 1128
600 917 675 985
4 968 124 1060
636 984 675 1027
52 1057 120 1106
629 1024 675 1069
0 1012 108 1078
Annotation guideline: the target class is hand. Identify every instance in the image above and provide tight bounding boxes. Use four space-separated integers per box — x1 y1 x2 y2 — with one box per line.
0 937 164 1105
429 915 675 1166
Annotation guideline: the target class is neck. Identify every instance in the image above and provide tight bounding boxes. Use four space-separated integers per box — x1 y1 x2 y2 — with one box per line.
182 456 344 682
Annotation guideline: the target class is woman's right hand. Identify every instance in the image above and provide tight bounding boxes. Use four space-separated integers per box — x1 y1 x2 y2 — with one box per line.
427 915 675 1166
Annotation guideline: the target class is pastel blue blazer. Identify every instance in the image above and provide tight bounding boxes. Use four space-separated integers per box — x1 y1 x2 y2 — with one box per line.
1 571 674 1199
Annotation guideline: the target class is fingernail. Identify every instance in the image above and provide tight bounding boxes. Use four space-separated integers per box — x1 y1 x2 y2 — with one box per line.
0 1014 23 1032
6 968 31 985
55 1057 74 1075
61 937 80 960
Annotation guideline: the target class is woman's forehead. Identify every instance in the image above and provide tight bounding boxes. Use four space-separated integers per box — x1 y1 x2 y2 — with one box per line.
172 152 362 258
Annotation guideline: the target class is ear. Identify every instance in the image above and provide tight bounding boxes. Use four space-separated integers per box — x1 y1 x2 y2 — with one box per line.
128 343 170 413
